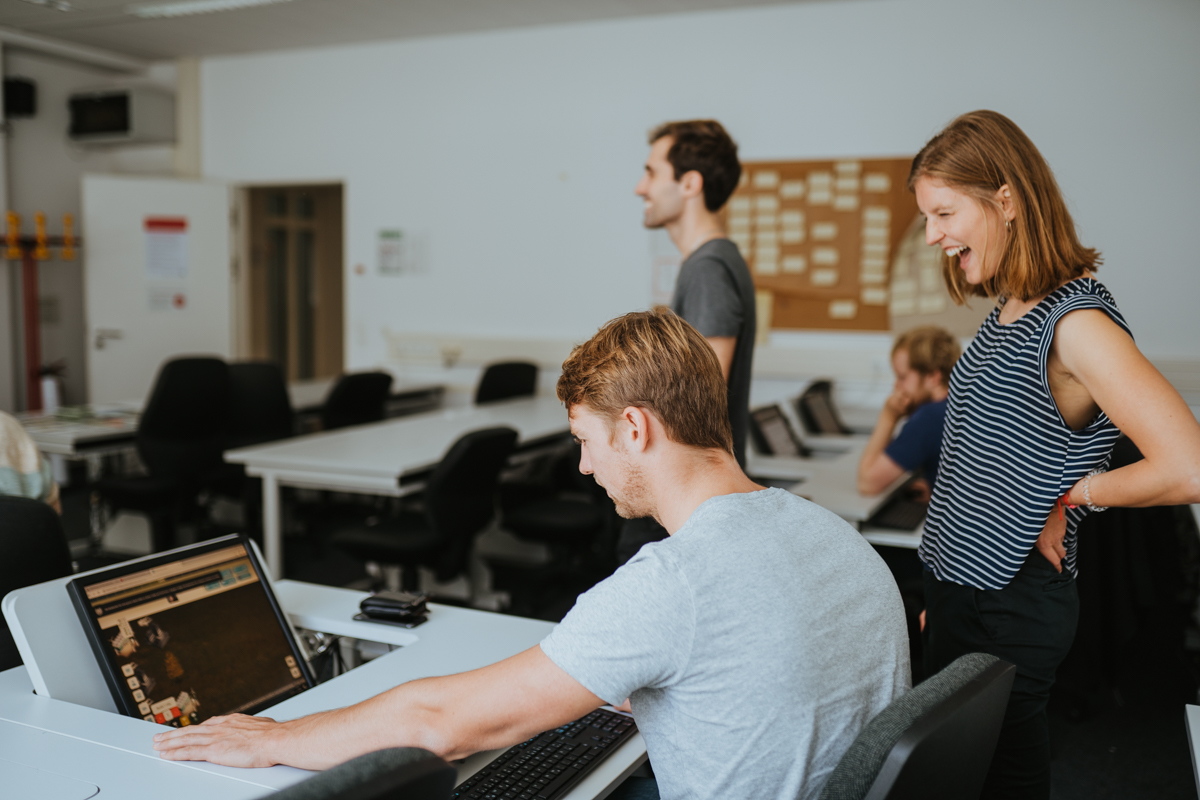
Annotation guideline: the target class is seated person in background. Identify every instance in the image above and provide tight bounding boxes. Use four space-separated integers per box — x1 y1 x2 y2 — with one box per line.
0 410 61 513
857 326 961 499
153 307 911 800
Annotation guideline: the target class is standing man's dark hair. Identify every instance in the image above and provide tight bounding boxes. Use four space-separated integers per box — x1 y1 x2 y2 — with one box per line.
648 120 742 212
626 119 756 565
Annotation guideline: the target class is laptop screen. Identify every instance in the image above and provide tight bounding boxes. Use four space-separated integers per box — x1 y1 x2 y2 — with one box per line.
67 536 313 727
750 405 808 457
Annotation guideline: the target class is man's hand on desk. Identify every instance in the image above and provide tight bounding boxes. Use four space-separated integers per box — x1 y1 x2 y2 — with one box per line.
151 645 606 771
153 713 284 768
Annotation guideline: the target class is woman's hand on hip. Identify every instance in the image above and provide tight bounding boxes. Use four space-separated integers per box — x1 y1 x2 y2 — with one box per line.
1035 504 1067 573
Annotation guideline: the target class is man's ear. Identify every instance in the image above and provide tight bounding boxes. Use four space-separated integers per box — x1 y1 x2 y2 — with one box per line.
678 169 705 202
619 406 653 453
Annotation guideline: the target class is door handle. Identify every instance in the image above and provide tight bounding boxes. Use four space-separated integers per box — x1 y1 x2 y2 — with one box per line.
94 328 123 349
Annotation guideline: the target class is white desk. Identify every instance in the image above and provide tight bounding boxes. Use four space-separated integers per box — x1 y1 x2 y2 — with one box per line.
227 395 571 579
0 580 646 800
1186 704 1200 797
287 377 445 416
17 405 141 457
747 436 912 518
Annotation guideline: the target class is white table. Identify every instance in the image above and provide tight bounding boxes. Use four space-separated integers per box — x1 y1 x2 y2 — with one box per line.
1186 704 1200 797
17 404 141 457
747 435 911 518
0 580 646 800
287 377 445 416
226 395 572 578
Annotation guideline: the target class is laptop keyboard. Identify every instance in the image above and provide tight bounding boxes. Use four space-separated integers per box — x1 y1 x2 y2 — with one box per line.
452 708 638 800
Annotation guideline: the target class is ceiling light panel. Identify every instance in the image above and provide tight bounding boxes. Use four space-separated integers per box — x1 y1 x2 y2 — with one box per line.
127 0 296 19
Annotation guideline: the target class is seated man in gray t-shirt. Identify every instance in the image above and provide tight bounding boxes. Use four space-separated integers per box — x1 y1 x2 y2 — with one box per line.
152 308 910 800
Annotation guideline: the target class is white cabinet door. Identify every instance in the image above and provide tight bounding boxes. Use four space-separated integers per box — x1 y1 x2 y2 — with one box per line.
83 175 232 405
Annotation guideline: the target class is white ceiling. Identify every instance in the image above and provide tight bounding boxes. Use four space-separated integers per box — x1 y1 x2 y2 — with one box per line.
0 0 811 61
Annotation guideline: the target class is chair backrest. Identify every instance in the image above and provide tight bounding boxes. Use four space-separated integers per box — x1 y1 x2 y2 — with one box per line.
423 426 518 579
817 653 1015 800
321 372 394 431
0 496 74 671
475 361 538 405
796 379 853 435
265 747 455 800
228 361 295 449
137 356 231 481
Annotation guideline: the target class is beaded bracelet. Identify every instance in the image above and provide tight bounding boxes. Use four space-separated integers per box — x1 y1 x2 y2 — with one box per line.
1082 468 1108 513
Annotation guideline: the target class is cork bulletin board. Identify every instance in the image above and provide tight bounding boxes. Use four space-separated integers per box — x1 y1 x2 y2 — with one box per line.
724 157 919 332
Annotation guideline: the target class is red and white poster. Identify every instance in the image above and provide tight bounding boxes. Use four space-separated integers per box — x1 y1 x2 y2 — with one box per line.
145 216 188 310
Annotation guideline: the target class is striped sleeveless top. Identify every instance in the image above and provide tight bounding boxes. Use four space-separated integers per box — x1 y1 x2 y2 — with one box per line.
918 278 1131 590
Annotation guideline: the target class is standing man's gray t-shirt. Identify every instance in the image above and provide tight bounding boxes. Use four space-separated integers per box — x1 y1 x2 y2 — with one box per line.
671 238 756 466
540 489 910 800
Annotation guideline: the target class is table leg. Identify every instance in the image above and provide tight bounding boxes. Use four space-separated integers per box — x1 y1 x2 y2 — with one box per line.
262 473 282 579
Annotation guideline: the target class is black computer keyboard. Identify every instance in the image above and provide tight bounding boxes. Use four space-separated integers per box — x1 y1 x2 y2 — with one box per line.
452 708 638 800
866 495 928 530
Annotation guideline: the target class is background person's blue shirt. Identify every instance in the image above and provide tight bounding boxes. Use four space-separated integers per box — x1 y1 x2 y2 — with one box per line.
884 398 947 487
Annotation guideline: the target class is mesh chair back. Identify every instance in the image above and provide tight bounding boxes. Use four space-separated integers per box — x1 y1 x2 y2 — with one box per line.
322 372 394 431
137 357 231 481
818 653 1015 800
424 426 518 578
267 747 455 800
0 496 74 670
228 361 295 449
475 362 538 404
796 379 853 435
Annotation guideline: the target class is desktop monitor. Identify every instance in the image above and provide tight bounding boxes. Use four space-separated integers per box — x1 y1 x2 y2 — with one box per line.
67 535 314 727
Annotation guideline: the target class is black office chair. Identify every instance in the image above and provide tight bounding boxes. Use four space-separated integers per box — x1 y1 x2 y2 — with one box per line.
265 747 455 800
328 427 519 590
489 443 617 615
0 496 75 670
93 356 231 552
228 361 296 449
475 361 538 405
796 379 853 435
818 653 1015 800
213 361 298 540
322 372 394 431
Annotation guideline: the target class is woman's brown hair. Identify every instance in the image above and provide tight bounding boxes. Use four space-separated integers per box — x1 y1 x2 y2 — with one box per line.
908 110 1101 303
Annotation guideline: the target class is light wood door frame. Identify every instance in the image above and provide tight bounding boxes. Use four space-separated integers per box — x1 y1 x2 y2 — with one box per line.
241 184 344 381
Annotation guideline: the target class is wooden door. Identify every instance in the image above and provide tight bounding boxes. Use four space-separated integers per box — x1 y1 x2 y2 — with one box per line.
246 185 343 381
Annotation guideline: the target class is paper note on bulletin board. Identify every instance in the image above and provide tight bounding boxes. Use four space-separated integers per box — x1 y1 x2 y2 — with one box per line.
724 158 918 331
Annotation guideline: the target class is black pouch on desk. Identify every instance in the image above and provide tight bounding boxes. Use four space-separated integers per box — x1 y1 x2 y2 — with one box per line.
359 590 428 623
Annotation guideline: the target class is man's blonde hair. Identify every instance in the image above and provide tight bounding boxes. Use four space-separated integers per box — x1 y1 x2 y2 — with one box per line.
892 326 961 387
557 307 733 453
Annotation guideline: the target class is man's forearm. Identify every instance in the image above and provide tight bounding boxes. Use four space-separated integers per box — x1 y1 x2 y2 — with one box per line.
857 408 899 489
262 677 458 770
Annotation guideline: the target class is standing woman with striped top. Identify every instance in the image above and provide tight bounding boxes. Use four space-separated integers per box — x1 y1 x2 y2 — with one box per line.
910 110 1200 800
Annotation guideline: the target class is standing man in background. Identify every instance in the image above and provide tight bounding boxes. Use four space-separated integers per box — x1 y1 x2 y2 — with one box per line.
619 120 756 564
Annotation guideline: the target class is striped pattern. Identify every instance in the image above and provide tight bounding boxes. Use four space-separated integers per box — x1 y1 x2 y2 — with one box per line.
918 279 1131 590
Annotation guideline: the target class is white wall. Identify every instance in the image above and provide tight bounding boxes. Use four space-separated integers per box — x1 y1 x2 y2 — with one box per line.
3 50 176 409
202 0 1200 370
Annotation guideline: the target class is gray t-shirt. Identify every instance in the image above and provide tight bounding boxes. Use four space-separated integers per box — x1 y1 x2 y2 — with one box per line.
540 488 910 800
671 239 756 466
